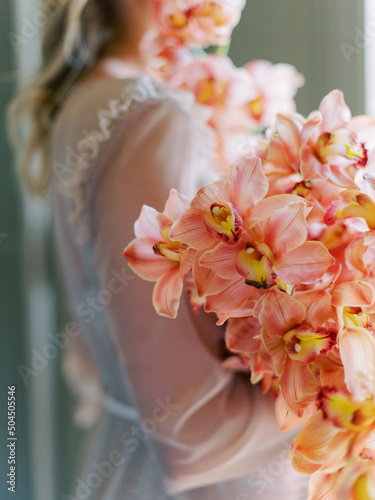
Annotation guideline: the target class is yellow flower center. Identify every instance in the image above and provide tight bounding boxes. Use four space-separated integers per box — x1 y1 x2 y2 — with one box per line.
344 307 372 329
196 79 227 106
153 226 182 262
169 11 188 28
283 327 335 363
202 202 242 244
248 95 264 121
195 2 225 25
323 394 375 432
237 244 274 288
291 181 312 198
342 192 375 230
316 130 367 166
353 473 375 500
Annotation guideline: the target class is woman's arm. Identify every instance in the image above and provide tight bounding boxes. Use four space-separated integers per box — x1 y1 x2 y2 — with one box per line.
91 97 297 494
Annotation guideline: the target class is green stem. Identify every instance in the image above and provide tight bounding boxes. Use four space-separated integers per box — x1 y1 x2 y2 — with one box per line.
214 41 231 57
191 47 208 58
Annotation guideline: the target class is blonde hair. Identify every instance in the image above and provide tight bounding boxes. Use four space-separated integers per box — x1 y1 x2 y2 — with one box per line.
8 0 116 197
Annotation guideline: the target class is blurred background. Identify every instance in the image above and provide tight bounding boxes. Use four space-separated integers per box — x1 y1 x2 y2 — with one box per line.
0 0 373 499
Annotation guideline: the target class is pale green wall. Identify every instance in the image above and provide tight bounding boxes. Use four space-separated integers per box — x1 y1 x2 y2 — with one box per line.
0 1 32 499
230 0 365 116
0 1 365 499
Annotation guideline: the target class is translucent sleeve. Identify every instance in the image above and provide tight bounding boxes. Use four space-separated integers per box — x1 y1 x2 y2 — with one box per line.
91 97 302 495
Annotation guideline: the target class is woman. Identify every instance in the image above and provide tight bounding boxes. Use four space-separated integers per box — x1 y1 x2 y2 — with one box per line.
9 1 309 498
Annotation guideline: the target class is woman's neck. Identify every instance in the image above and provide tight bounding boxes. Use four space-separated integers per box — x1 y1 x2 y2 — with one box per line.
77 1 152 84
79 32 148 83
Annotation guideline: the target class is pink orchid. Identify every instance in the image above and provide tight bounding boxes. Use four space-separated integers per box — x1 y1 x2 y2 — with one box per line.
201 195 334 321
153 0 246 48
175 54 254 122
261 110 322 193
170 156 335 316
364 167 375 192
243 59 305 128
331 280 375 331
258 289 336 415
262 91 371 194
335 457 375 499
291 388 375 476
170 156 268 250
169 156 269 297
123 189 194 318
300 91 369 186
325 189 375 231
224 315 273 384
307 457 375 500
236 199 334 287
121 66 375 495
168 54 257 174
140 31 194 85
324 189 375 280
274 390 314 432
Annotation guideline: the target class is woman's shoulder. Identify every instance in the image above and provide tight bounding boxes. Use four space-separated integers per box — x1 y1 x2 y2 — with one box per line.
51 76 215 245
52 75 198 143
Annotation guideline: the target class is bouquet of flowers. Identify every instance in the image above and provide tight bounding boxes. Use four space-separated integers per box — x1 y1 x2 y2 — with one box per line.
125 1 375 497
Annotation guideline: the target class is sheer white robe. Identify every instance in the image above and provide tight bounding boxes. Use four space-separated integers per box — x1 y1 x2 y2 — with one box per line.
51 76 309 500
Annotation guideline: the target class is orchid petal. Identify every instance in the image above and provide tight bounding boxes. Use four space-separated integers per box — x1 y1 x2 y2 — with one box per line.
300 145 330 181
170 208 216 249
329 164 358 188
251 194 313 219
179 247 195 277
274 114 301 165
364 171 375 192
301 110 322 144
225 316 261 354
193 251 233 297
199 242 241 279
296 290 333 330
339 327 375 400
227 156 268 217
216 301 260 326
264 201 308 256
345 237 369 276
163 189 190 221
331 282 375 308
280 358 317 416
205 278 259 316
152 267 184 319
275 392 308 432
221 355 250 373
275 242 335 284
261 330 286 376
347 114 375 149
134 205 170 239
319 90 351 132
323 430 358 473
191 179 228 211
259 289 306 338
291 410 338 474
124 238 176 281
308 471 339 500
241 218 266 246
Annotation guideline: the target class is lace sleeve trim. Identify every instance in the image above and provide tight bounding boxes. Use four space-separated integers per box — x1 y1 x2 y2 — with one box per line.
56 75 216 245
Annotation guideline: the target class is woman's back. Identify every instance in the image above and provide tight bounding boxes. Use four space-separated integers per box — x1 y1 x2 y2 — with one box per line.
51 75 309 499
